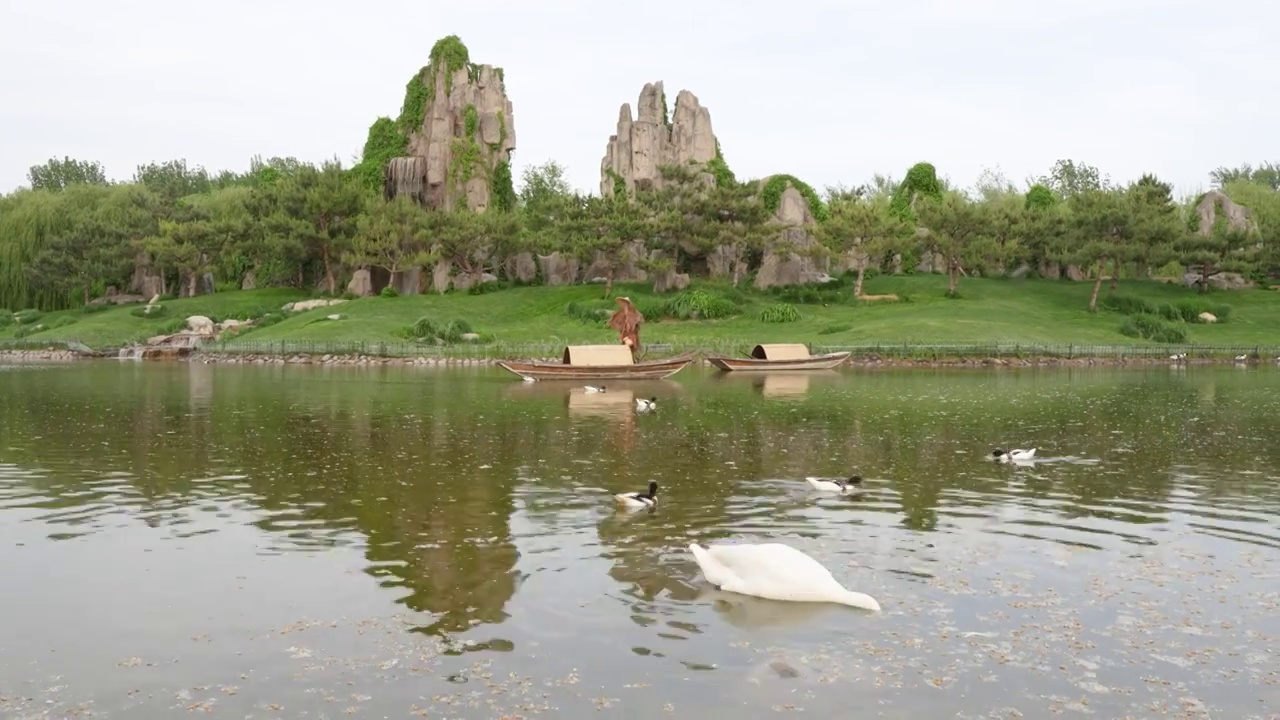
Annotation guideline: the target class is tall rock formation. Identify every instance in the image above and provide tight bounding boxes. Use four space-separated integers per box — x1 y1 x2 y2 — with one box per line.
382 36 517 213
599 81 717 196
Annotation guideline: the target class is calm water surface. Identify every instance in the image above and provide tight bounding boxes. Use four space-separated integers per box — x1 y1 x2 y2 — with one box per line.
1 362 1278 718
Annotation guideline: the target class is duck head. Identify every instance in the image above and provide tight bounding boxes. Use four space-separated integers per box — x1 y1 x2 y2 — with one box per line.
646 480 658 498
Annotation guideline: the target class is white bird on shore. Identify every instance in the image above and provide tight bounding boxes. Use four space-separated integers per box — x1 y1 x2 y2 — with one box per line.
992 448 1036 463
689 542 881 611
1234 354 1248 362
584 385 606 393
614 480 658 509
636 396 657 412
1169 353 1187 362
522 376 537 383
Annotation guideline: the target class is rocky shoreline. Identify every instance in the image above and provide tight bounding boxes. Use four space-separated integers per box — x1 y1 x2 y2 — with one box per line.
2 348 1272 369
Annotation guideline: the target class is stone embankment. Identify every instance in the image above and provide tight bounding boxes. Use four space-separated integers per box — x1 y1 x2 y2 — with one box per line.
3 348 1273 368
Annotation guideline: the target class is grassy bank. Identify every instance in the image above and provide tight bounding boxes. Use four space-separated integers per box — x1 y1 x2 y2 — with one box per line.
2 275 1279 356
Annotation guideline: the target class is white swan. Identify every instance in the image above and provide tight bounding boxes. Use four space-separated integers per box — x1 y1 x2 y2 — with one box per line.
584 385 606 393
992 448 1036 463
635 396 657 412
689 542 881 611
613 480 657 509
805 474 863 492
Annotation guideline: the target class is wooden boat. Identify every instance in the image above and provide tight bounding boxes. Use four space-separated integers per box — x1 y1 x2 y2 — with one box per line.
497 344 696 381
706 343 850 372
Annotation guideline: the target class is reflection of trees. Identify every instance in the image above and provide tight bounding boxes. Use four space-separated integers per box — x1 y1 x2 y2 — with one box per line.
3 362 1280 628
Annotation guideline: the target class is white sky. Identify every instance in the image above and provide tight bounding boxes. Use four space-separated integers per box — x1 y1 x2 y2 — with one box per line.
0 0 1274 199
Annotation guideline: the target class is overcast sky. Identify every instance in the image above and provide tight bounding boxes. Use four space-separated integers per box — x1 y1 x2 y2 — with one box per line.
0 0 1273 199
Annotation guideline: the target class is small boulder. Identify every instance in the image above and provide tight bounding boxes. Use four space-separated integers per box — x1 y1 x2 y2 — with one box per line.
1198 312 1217 323
186 315 215 335
460 332 482 343
325 314 345 321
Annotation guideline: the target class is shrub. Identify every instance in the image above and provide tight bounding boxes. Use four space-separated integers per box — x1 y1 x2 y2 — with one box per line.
48 315 78 329
660 289 739 320
818 322 852 335
468 280 510 295
130 304 168 319
14 309 42 325
157 318 188 335
405 316 479 344
759 303 801 323
565 300 612 324
13 323 45 338
0 310 12 328
81 303 112 314
1100 294 1158 316
1118 313 1188 344
380 286 400 298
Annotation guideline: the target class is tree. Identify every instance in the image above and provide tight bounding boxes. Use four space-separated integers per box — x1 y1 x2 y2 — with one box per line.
429 210 525 285
1066 189 1131 311
1209 162 1280 191
1174 217 1260 292
642 164 775 289
144 201 225 297
27 156 109 192
562 193 651 297
345 194 433 277
1125 174 1180 282
818 194 912 296
1038 159 1109 199
914 192 995 296
24 210 134 306
132 159 213 202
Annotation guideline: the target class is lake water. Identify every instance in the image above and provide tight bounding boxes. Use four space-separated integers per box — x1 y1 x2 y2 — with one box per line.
1 361 1278 718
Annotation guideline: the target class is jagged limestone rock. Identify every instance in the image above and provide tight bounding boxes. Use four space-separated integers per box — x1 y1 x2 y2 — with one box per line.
754 184 831 289
1195 188 1256 235
384 40 516 213
600 81 717 197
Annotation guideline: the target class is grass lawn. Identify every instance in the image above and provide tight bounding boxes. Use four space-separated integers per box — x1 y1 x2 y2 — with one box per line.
3 275 1278 353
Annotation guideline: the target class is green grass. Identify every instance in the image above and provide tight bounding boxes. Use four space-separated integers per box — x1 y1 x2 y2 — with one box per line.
0 289 307 347
2 277 1278 352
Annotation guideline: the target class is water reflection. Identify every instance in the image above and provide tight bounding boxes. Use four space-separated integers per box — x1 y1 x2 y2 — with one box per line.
1 363 1279 717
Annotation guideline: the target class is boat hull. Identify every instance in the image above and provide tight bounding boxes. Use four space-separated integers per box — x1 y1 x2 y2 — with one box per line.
497 352 696 380
706 351 851 372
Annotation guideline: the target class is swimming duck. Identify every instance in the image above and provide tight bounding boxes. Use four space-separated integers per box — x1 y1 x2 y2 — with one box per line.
992 448 1036 462
805 474 863 492
636 396 657 412
584 385 606 393
522 376 537 383
614 480 658 509
689 542 881 611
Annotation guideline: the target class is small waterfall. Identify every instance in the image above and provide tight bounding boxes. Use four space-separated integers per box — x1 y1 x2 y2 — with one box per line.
116 345 144 361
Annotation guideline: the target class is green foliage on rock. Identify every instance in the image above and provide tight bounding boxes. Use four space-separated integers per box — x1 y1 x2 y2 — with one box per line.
889 162 943 222
353 117 407 192
491 161 517 212
760 175 828 222
706 140 736 188
396 67 432 134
